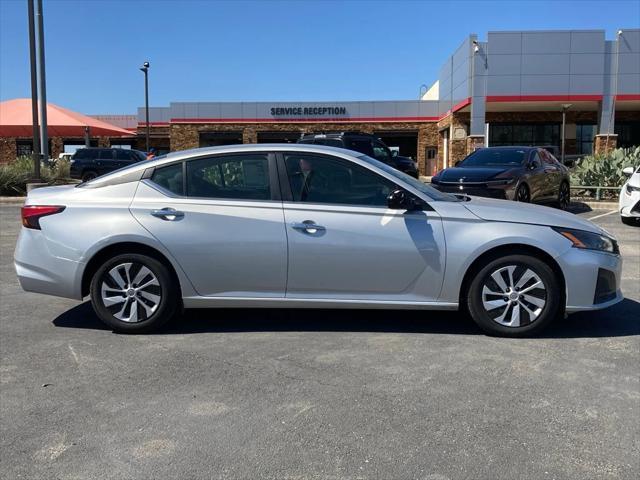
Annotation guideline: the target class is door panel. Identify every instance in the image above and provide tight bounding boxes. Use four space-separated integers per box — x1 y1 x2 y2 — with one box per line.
130 183 287 297
284 204 445 301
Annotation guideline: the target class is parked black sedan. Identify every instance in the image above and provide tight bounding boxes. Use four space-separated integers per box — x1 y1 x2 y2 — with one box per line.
431 146 571 209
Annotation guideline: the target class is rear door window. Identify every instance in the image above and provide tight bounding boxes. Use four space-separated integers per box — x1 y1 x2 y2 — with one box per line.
185 154 271 200
98 149 114 160
345 138 374 156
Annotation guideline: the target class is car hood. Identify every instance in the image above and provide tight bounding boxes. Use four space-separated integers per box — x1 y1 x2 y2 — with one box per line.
463 196 607 235
436 166 519 182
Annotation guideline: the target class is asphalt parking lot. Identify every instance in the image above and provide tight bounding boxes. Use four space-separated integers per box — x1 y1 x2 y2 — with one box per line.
1 204 638 480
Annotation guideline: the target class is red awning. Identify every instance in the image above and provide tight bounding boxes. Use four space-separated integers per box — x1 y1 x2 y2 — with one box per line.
0 98 134 137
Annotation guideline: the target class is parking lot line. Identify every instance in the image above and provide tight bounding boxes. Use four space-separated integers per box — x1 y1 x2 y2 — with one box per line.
587 210 617 221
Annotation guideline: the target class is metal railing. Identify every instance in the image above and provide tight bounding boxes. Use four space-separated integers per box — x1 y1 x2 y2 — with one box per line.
570 185 622 200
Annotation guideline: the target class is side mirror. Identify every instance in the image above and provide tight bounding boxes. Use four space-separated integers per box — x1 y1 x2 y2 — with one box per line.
528 160 539 170
623 166 634 176
391 150 398 157
387 189 422 211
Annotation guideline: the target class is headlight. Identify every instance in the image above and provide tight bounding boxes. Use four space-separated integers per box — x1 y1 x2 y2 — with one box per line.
552 227 619 254
486 178 515 186
626 183 640 194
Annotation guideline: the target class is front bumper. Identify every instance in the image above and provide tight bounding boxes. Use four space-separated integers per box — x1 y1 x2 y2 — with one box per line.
559 247 623 312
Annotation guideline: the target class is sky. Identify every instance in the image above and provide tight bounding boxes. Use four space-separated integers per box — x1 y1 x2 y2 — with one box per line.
0 0 639 114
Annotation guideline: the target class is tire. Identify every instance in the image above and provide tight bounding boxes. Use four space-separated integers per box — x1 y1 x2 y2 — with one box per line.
621 215 639 226
465 254 561 337
557 181 570 210
90 253 179 333
515 184 530 203
81 170 98 182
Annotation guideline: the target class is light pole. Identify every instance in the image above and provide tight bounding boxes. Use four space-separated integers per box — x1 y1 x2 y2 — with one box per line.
27 0 40 180
35 0 48 163
140 61 150 152
561 104 571 164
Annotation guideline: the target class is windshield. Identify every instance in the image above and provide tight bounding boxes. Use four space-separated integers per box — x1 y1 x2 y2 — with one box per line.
459 148 527 167
358 154 461 202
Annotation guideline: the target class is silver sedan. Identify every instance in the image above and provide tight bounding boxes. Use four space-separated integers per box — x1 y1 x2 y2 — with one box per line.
14 144 623 336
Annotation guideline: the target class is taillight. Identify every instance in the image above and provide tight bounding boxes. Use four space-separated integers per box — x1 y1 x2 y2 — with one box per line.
21 205 66 229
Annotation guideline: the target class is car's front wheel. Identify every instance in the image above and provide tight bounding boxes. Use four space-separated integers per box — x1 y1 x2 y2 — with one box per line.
90 253 179 333
466 254 561 337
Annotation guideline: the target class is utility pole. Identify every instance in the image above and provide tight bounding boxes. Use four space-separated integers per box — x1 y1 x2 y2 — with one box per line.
140 62 150 152
27 0 40 180
35 0 49 162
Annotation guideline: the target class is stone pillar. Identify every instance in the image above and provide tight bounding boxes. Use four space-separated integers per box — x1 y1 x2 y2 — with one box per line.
594 134 617 155
466 135 485 154
416 127 428 175
450 139 467 165
97 137 111 148
242 126 257 144
50 137 64 160
170 125 199 151
0 137 16 165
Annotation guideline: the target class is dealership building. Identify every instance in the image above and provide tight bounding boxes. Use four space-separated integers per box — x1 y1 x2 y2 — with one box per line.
2 29 639 175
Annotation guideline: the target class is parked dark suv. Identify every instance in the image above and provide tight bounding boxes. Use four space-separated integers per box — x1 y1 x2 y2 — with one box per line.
70 148 147 182
298 132 419 178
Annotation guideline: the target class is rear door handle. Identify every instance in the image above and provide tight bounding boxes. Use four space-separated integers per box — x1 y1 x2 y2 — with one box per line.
291 221 326 234
151 207 184 221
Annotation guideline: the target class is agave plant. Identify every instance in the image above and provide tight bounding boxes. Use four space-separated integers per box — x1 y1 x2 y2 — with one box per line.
0 156 72 195
572 146 640 190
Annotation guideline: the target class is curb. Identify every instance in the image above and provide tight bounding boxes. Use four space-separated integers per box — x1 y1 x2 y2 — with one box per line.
0 197 26 205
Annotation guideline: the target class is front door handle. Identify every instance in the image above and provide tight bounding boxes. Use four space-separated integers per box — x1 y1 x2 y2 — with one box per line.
151 207 184 221
291 220 326 234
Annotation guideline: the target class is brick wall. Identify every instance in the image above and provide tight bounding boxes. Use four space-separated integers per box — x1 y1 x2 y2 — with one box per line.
0 138 16 165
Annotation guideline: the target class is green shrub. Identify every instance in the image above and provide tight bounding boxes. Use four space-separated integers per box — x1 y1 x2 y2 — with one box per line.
571 146 640 197
0 156 73 196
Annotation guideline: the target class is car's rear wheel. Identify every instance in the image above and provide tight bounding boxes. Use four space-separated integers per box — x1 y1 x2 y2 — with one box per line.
557 181 570 210
90 253 178 333
466 254 561 337
515 184 530 203
81 170 98 182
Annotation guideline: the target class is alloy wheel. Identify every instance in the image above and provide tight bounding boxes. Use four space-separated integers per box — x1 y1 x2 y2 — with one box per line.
516 185 530 202
100 262 161 323
481 265 547 327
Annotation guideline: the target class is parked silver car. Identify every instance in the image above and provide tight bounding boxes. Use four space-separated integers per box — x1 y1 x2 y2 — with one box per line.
14 144 623 337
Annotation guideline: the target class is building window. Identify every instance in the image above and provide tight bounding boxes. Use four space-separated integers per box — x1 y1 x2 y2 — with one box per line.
489 123 560 148
576 124 597 155
615 122 640 149
16 141 33 158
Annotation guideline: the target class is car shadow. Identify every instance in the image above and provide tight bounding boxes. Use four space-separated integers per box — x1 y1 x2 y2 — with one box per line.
566 202 593 214
53 298 640 338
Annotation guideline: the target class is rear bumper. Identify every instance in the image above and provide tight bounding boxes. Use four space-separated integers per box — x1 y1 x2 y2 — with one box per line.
14 227 84 300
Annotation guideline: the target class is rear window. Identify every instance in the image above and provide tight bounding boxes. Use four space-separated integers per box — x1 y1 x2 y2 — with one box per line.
460 148 528 167
72 149 95 160
151 163 183 195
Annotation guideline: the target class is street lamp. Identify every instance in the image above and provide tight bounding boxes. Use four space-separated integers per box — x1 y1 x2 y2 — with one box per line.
140 61 150 152
561 104 572 164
